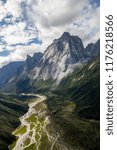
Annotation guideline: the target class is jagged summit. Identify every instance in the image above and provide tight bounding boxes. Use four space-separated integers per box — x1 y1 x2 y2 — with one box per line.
26 52 43 70
27 54 31 59
60 32 71 38
85 39 100 58
32 32 98 81
55 32 82 44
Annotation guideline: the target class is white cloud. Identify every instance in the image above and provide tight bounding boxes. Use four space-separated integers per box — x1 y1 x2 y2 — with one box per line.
0 43 42 67
11 43 42 58
0 0 41 68
0 22 37 46
0 1 7 21
26 0 100 49
4 0 24 20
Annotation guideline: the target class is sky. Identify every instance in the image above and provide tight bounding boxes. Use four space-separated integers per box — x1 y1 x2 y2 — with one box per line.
0 0 100 68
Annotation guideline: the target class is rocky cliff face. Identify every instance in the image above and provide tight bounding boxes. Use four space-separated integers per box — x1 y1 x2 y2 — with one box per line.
26 52 43 70
85 39 100 58
31 32 99 81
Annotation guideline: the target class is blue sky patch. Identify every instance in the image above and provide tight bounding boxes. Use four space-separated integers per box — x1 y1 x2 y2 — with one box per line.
0 50 10 57
9 38 42 48
1 0 7 4
89 0 100 6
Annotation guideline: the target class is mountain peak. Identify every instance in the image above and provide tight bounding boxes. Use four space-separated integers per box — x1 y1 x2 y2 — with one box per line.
27 54 31 59
60 32 82 44
60 32 71 40
26 52 43 70
61 32 70 37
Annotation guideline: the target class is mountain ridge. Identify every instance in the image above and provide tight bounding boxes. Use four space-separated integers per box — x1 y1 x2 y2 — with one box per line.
0 61 26 86
0 32 100 92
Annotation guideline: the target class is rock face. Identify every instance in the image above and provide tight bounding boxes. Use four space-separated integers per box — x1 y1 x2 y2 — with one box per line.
26 52 43 70
31 32 87 81
0 32 100 91
85 39 100 58
12 52 44 86
0 52 43 90
31 32 99 81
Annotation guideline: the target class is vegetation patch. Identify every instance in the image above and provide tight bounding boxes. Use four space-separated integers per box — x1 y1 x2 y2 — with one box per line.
34 102 46 111
24 138 30 147
39 134 50 150
35 133 40 142
26 114 37 123
62 102 76 113
23 143 37 150
30 123 35 130
14 125 27 135
29 131 33 137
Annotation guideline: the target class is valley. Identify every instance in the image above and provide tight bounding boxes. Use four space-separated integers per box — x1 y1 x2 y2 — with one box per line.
9 94 68 150
0 32 100 150
0 57 100 150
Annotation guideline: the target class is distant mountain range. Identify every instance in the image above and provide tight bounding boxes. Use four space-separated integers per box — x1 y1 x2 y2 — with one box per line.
0 61 25 86
0 32 100 92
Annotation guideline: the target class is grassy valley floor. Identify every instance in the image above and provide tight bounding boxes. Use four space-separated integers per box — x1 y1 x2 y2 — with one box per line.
9 94 69 150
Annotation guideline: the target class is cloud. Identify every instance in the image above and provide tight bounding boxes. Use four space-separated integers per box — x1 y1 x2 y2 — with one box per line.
0 43 42 67
29 0 84 27
0 0 100 68
0 0 42 67
0 22 38 46
26 0 100 49
0 1 7 21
